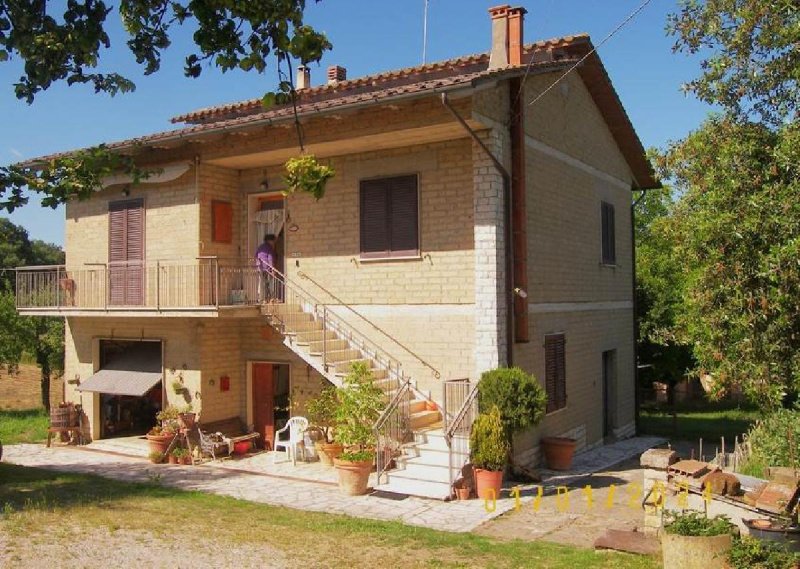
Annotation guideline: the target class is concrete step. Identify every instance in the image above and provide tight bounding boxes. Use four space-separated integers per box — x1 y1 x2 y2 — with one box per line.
373 377 401 391
261 303 302 316
321 348 363 364
409 409 441 430
284 320 324 333
331 359 372 375
409 399 427 414
397 447 468 468
388 462 452 484
375 476 452 500
295 330 338 344
307 339 349 354
411 429 450 451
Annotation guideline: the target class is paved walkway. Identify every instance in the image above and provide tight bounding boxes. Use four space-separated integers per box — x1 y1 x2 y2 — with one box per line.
3 436 664 533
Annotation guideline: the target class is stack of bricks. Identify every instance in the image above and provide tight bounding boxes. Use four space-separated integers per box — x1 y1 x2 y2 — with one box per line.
640 448 679 534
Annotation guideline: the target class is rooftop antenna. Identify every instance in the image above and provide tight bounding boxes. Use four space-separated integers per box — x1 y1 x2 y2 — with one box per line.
422 0 429 64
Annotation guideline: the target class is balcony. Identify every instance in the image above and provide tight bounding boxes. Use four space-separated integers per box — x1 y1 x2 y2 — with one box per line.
15 258 265 317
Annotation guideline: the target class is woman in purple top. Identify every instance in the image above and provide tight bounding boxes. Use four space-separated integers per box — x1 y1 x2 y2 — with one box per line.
255 234 277 301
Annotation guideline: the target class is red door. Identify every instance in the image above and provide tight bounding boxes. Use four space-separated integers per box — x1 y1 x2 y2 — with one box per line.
252 363 275 450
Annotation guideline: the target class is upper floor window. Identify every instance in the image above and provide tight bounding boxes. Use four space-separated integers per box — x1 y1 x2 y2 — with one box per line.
359 174 419 259
601 201 616 265
545 333 567 413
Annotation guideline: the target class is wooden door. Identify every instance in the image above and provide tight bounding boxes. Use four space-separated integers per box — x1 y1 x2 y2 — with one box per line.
109 199 144 305
252 363 275 450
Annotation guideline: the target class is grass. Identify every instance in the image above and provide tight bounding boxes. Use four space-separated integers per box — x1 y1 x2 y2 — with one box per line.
0 463 659 568
639 401 759 442
0 408 49 444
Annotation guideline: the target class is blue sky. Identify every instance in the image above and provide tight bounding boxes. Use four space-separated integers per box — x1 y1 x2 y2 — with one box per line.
1 0 712 246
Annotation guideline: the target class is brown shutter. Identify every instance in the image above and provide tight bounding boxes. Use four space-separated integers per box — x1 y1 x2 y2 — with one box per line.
360 179 390 258
545 334 567 413
109 199 144 305
212 200 233 243
389 175 419 256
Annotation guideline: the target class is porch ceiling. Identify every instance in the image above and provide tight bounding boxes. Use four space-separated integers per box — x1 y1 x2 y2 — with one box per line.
205 120 488 169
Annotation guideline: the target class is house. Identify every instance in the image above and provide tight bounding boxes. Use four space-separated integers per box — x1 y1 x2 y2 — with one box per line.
15 5 658 498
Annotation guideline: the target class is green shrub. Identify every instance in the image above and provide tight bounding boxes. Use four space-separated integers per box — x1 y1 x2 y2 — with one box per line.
747 408 800 470
477 367 547 442
728 536 800 569
306 386 339 443
334 362 384 462
663 511 735 536
470 406 510 471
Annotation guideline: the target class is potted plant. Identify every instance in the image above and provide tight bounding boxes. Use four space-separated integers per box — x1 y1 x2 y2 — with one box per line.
470 406 509 501
306 386 342 466
332 362 384 495
156 406 181 433
145 425 173 455
171 379 184 395
283 154 335 201
728 534 800 568
177 403 196 430
540 436 577 471
148 450 164 464
661 511 737 569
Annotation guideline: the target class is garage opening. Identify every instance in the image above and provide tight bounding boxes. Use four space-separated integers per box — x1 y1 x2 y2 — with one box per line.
78 340 163 439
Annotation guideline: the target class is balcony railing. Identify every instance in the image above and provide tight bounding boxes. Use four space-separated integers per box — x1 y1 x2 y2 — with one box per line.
15 258 266 311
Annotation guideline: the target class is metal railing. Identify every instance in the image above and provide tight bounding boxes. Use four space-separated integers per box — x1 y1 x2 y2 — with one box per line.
15 258 264 310
374 379 413 482
444 379 479 487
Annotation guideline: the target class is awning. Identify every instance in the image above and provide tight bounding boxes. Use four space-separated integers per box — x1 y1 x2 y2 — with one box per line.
77 369 162 397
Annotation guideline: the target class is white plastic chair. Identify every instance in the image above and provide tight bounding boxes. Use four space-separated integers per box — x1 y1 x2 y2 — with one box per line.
272 416 309 465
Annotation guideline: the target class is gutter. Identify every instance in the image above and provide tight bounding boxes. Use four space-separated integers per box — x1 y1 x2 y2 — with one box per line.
441 92 515 368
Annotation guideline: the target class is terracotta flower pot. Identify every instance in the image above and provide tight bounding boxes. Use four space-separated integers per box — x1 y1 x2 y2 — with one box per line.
455 487 471 501
333 458 372 496
541 437 576 471
318 442 344 467
178 413 196 430
182 455 192 465
168 454 178 465
474 468 503 501
146 433 173 455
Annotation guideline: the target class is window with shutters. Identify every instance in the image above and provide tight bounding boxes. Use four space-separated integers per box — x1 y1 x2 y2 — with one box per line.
544 333 567 413
359 174 419 259
108 199 145 306
212 200 233 243
601 201 616 265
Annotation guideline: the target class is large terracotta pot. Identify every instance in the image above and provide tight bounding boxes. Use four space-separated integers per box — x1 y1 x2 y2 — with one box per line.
177 413 196 430
661 532 733 569
541 437 576 470
333 458 372 496
474 468 503 501
146 433 173 455
318 442 344 467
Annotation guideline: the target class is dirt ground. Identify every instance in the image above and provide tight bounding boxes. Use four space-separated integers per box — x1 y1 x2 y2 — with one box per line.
0 364 63 410
477 458 646 549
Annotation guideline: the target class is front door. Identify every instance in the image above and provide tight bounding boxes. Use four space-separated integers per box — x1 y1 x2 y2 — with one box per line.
252 363 275 449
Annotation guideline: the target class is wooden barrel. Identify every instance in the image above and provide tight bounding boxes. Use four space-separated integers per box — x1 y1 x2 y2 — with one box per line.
50 406 77 428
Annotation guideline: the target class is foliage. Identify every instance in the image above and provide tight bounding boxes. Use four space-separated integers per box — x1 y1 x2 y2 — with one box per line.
334 362 383 461
148 451 164 464
0 408 48 444
668 0 800 125
658 118 800 409
0 0 331 104
663 511 735 537
283 154 335 201
746 408 800 470
306 385 339 443
477 367 546 442
171 447 187 458
638 402 758 442
728 535 800 569
470 406 510 471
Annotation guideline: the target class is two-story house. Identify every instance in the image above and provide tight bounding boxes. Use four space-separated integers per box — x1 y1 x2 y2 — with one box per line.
16 5 657 498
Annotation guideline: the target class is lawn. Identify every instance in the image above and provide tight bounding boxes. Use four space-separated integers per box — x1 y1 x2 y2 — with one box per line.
0 408 49 444
0 463 660 569
638 401 759 443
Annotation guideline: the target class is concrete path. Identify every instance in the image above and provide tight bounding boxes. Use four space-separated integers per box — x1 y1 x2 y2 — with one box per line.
3 436 664 534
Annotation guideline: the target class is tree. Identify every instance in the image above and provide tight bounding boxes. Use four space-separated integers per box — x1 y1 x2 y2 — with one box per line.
659 117 800 409
0 217 64 411
0 0 331 103
668 0 800 126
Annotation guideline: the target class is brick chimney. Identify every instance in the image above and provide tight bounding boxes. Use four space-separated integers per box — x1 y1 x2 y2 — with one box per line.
488 4 526 69
296 65 311 90
327 65 347 86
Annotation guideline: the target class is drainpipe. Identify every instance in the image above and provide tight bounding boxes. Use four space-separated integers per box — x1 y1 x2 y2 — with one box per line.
441 92 514 368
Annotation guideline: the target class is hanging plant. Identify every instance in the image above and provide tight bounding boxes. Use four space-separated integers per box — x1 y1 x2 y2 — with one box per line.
283 154 334 200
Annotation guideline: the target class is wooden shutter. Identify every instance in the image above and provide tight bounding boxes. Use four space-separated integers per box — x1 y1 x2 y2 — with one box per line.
108 199 144 305
359 174 418 259
601 201 615 264
212 200 233 243
544 334 567 413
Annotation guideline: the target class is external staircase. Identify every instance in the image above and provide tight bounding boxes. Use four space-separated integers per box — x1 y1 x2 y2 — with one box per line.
259 269 475 499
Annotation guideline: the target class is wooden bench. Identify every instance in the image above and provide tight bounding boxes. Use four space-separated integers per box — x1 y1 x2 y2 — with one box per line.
197 417 260 458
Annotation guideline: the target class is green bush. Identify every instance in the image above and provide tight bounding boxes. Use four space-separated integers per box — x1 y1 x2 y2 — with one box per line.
728 536 800 569
334 362 384 462
477 367 547 442
470 406 510 471
663 511 735 536
747 408 800 471
306 385 339 443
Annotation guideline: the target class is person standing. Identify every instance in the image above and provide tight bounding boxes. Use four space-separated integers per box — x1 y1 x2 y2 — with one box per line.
255 234 277 301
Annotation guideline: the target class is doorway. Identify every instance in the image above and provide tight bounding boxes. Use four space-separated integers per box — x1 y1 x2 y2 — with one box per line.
249 194 285 274
602 350 617 439
251 362 290 450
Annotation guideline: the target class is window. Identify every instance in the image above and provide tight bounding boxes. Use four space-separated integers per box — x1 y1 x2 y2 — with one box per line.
601 201 616 265
108 199 144 306
212 200 233 243
359 174 419 259
544 333 567 413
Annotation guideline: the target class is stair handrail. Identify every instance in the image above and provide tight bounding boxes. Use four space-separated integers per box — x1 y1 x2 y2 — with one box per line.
297 271 441 380
373 377 413 481
444 381 479 445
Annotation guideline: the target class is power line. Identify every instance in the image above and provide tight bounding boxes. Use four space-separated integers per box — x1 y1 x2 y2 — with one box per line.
526 0 655 109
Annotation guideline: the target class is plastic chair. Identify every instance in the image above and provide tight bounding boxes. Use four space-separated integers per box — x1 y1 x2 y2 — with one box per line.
272 416 309 465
